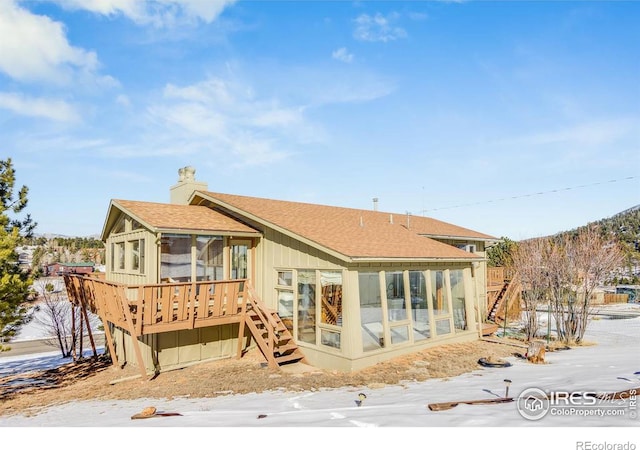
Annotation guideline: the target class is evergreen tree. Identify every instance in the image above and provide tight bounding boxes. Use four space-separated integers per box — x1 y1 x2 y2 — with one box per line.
486 236 518 267
0 158 36 349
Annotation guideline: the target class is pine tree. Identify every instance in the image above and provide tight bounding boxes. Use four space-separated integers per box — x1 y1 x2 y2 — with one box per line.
0 158 36 349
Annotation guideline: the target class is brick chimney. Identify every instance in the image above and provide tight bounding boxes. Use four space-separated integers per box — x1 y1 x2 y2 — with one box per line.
170 166 208 205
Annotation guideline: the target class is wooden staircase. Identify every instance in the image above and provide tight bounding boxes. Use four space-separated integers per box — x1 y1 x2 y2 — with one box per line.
487 273 521 324
239 283 306 369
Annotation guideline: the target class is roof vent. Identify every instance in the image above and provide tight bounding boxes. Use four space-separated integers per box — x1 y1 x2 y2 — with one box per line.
373 197 379 211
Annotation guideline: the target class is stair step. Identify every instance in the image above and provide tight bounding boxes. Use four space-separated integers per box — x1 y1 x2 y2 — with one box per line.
275 343 298 354
275 351 304 365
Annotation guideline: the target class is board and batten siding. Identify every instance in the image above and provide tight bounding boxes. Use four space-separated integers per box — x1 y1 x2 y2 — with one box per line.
105 228 159 285
111 324 240 374
256 227 346 310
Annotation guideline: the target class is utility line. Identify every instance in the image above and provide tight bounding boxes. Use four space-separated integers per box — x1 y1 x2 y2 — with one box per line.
420 175 639 215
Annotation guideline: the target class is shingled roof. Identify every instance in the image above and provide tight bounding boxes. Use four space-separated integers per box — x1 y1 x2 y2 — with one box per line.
194 191 492 262
109 199 259 235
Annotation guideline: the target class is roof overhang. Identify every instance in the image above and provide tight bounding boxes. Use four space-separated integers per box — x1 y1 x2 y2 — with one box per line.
419 234 499 243
350 257 485 263
156 228 260 237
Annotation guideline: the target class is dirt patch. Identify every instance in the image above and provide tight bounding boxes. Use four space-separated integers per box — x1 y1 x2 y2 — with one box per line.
0 339 519 418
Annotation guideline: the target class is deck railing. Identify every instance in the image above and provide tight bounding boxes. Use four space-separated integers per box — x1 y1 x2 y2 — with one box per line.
64 274 305 376
65 275 247 337
487 267 505 286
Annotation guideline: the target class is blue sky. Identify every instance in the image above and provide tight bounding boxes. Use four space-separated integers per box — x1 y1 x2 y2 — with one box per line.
1 0 638 240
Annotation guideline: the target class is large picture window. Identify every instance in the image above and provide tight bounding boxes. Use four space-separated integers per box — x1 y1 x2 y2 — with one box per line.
196 236 223 281
160 235 192 282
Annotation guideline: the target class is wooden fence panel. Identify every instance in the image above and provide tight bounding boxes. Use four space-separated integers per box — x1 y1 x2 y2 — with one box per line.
604 293 629 304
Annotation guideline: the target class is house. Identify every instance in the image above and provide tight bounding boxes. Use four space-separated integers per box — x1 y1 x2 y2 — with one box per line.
84 167 498 374
616 285 640 303
46 262 95 276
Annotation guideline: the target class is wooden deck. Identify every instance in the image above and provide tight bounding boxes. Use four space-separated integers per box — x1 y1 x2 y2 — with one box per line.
64 275 305 377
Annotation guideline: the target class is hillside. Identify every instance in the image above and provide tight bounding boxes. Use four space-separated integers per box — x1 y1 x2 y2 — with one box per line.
556 204 640 284
560 204 640 250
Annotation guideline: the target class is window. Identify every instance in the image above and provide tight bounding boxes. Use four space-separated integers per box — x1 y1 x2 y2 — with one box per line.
320 271 342 327
278 270 293 287
196 236 223 281
131 241 139 271
277 269 342 350
277 270 294 333
297 270 316 344
436 319 452 335
230 242 249 279
431 270 449 315
321 329 341 349
386 271 407 322
160 235 192 282
390 325 409 345
131 239 144 273
113 216 126 234
409 271 430 340
450 269 467 331
359 272 383 351
115 242 125 270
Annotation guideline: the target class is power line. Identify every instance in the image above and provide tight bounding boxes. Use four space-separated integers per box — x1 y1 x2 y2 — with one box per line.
420 175 639 214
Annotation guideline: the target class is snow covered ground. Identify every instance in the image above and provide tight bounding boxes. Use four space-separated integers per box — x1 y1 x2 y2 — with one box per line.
1 305 639 448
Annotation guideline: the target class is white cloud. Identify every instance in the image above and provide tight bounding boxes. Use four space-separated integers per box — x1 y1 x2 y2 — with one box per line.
332 47 354 63
495 119 639 148
146 76 308 165
51 0 237 27
353 12 407 43
116 94 131 107
0 1 100 84
0 91 80 122
408 12 428 21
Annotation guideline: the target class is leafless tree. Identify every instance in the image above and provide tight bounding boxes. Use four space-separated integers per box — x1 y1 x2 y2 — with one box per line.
33 280 81 358
544 236 577 344
542 227 623 345
569 226 624 343
511 238 548 341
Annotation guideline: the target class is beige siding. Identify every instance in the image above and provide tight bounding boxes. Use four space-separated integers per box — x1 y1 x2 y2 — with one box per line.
257 227 345 310
105 228 158 285
112 324 240 374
